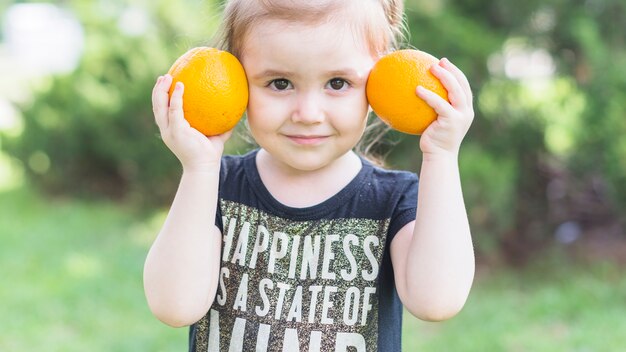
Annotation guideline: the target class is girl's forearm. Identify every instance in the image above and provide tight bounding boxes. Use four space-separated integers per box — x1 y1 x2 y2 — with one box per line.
143 170 223 327
405 154 475 319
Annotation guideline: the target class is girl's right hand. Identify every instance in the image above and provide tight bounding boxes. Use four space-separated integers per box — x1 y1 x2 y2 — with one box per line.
152 74 232 172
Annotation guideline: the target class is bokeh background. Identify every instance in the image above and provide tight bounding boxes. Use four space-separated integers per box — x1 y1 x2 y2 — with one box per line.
1 0 625 350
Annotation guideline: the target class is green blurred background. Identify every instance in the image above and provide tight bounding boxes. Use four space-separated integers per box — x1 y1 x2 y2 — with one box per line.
1 0 625 350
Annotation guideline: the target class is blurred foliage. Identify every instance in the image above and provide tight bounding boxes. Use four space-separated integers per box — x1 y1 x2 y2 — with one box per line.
389 0 626 262
2 0 226 204
2 0 625 261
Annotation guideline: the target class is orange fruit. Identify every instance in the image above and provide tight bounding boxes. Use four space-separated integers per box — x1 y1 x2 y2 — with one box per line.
366 49 449 135
167 47 248 136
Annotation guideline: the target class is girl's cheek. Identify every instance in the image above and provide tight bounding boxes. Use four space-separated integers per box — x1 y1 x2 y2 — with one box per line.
247 93 287 125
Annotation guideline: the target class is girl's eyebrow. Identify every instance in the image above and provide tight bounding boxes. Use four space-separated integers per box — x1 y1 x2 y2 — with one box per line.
252 68 364 80
252 69 296 80
326 68 361 77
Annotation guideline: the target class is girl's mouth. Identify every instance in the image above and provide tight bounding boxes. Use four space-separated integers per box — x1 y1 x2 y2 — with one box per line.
285 135 329 145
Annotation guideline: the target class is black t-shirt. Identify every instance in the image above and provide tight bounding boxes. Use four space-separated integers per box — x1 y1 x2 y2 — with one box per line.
189 149 418 351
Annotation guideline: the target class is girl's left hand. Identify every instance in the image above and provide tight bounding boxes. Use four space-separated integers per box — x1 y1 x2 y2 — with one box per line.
416 58 474 158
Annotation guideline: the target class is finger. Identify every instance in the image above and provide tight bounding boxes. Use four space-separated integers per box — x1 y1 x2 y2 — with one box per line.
210 129 234 144
416 85 456 118
430 63 466 109
440 58 473 107
168 81 191 131
152 75 172 130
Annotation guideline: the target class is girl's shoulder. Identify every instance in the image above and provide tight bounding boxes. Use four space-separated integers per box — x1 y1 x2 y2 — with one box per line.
219 149 258 178
361 157 419 191
221 148 257 167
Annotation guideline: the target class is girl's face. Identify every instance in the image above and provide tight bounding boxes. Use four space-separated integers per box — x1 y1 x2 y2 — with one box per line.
240 19 376 172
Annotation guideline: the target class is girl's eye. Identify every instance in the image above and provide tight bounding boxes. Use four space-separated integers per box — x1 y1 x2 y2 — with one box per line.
328 78 348 91
270 79 291 91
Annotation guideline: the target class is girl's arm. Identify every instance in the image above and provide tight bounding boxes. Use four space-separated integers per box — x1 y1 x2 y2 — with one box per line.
143 171 223 327
143 75 230 327
390 58 475 321
391 155 474 321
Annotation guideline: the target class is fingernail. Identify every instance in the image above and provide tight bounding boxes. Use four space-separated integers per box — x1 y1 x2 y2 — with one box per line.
441 57 449 65
176 82 183 90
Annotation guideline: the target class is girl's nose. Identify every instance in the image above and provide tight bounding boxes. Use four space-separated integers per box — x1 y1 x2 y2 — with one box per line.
292 91 324 124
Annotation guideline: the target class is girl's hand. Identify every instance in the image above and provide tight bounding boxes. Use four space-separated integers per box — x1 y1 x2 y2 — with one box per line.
416 58 474 158
152 74 232 172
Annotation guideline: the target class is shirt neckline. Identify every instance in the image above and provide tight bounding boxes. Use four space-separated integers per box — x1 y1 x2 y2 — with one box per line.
243 149 373 220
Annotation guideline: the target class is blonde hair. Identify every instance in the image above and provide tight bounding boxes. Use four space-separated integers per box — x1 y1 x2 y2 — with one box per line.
217 0 406 59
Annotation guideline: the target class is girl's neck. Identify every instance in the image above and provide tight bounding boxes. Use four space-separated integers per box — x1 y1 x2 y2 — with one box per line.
255 149 362 208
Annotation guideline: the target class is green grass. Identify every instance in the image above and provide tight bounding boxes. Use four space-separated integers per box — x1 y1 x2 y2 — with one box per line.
0 187 187 351
1 185 625 351
403 255 626 351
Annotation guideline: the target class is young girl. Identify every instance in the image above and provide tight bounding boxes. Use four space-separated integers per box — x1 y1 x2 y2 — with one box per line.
144 0 475 350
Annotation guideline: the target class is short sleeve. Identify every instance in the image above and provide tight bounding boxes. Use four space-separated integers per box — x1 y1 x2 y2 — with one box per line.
215 200 224 230
387 172 418 241
215 157 228 231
